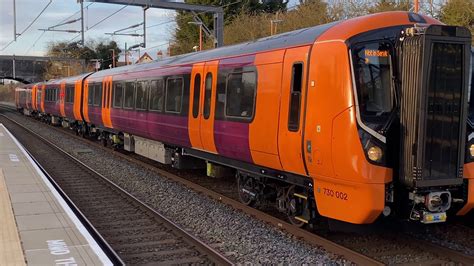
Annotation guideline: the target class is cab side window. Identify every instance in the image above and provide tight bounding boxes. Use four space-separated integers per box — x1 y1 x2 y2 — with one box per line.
288 63 303 131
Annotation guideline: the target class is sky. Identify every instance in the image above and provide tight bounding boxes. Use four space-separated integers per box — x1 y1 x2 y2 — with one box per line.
0 0 178 61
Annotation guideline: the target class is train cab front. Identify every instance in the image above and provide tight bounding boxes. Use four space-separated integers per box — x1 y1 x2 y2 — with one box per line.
353 24 473 224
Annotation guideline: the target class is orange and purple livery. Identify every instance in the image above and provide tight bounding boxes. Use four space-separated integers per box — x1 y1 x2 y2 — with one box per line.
16 11 473 225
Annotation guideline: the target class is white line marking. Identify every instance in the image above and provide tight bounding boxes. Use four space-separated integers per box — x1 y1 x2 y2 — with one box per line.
1 124 112 266
9 154 19 162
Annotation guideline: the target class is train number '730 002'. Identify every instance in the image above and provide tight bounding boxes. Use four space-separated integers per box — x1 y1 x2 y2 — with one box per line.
321 188 348 201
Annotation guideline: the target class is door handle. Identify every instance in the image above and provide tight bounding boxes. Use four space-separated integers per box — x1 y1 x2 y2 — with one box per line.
306 140 312 153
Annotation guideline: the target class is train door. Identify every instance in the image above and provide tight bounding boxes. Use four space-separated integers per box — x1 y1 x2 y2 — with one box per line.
60 82 66 117
303 42 351 179
73 79 82 120
278 46 311 175
39 85 45 113
199 61 219 153
188 63 205 150
26 88 30 110
32 85 37 111
101 76 113 128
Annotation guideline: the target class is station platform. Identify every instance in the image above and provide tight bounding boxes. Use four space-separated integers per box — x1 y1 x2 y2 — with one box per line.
0 124 112 265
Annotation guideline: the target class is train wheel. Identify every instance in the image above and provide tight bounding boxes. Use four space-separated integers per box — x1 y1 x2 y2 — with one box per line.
237 175 257 206
286 185 307 227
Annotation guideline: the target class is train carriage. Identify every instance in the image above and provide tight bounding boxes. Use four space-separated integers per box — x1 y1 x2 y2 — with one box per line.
15 84 33 115
16 11 474 225
61 74 90 128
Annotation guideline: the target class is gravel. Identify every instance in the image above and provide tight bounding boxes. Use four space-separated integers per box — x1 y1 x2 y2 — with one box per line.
2 111 345 264
407 223 474 256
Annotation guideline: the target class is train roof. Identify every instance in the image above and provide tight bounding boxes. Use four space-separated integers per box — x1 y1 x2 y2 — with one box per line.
34 11 439 85
88 20 340 79
88 11 438 79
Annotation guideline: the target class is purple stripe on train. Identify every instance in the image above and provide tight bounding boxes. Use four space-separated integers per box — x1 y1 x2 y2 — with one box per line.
44 102 61 116
214 120 252 163
110 109 191 148
88 106 102 126
64 103 74 119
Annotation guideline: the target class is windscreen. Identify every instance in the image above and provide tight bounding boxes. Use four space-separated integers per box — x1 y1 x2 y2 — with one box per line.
352 41 393 129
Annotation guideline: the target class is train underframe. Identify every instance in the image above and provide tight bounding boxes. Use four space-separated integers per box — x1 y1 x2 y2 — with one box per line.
17 109 319 226
16 109 473 228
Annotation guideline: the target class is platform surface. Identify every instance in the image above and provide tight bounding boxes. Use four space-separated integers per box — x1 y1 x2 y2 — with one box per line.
0 123 112 265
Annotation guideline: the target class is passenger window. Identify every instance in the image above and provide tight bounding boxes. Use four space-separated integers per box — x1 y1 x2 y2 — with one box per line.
225 71 257 119
93 84 102 107
135 81 148 110
192 74 201 118
288 63 303 131
67 85 75 103
124 82 135 109
165 78 183 113
113 83 124 108
149 79 164 111
88 85 93 105
203 73 212 119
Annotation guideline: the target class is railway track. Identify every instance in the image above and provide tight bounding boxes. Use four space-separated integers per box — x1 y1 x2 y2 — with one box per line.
0 112 232 265
2 105 474 265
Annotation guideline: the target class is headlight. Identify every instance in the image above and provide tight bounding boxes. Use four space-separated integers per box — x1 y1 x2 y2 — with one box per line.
470 144 474 157
367 146 383 162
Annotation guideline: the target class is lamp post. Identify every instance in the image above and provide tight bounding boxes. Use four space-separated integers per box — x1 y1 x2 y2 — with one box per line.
188 21 203 51
270 19 283 35
109 49 116 68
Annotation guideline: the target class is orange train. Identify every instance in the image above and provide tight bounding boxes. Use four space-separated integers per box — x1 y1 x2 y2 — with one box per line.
16 11 473 225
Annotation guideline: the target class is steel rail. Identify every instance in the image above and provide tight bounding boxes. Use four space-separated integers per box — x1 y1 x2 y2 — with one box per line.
399 235 474 265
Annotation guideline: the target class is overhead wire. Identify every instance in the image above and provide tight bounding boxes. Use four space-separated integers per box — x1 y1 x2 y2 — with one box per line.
121 0 243 35
17 0 53 36
23 3 96 54
26 31 47 55
57 2 94 25
69 1 133 43
135 1 300 55
1 0 53 51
